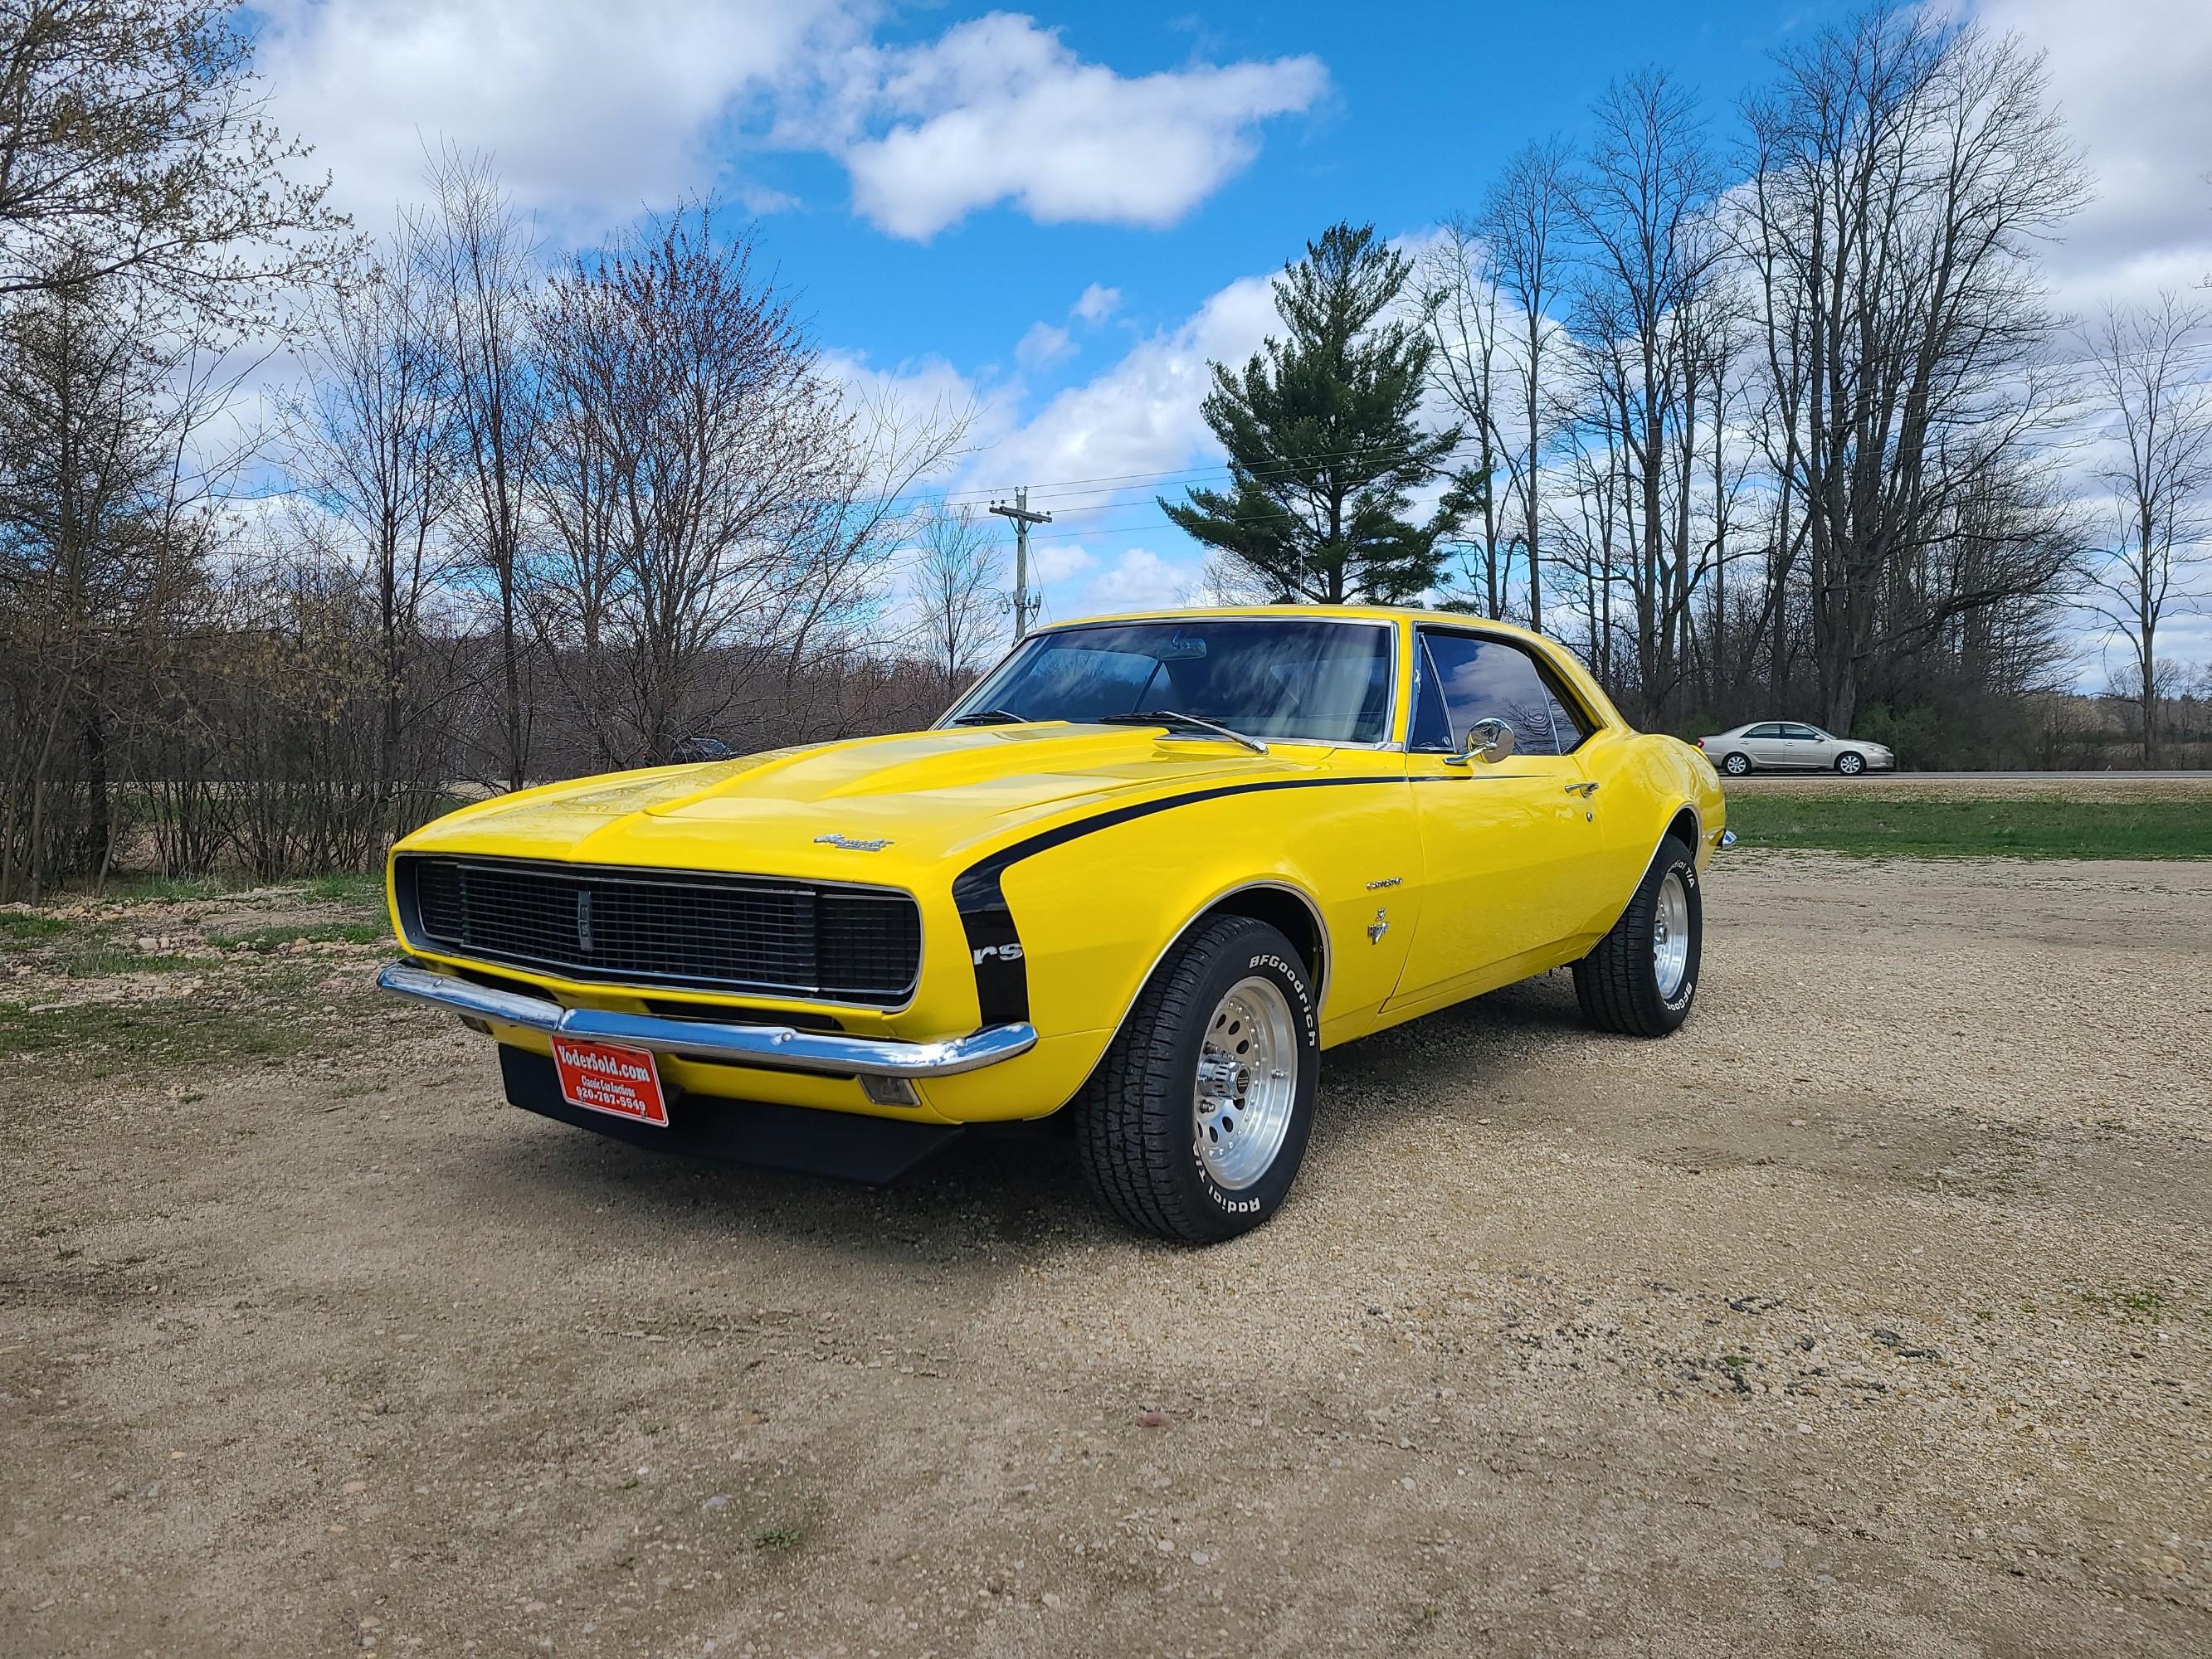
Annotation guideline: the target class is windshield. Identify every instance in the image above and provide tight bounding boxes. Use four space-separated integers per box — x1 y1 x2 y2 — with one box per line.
946 618 1394 746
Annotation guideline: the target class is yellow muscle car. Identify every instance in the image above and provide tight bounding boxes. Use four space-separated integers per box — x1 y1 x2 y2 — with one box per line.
378 606 1727 1242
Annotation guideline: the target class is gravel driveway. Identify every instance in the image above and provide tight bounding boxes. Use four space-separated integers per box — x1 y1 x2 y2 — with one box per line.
2 851 2208 1657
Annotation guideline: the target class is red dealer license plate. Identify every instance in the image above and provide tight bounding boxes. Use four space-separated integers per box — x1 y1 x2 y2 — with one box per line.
551 1038 670 1127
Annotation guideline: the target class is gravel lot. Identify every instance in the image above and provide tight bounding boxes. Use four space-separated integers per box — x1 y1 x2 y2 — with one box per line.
2 849 2208 1657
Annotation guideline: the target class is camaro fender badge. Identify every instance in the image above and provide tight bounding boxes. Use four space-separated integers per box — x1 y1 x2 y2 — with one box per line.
972 942 1025 965
1364 875 1403 890
1367 907 1390 945
815 833 894 852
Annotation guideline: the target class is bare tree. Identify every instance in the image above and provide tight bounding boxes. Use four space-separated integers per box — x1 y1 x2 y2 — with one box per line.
1740 9 2090 731
0 0 349 317
1480 138 1573 631
425 147 538 790
286 221 456 821
0 260 260 894
2077 296 2212 764
1568 68 1727 721
909 502 1006 703
1417 219 1510 615
527 207 968 763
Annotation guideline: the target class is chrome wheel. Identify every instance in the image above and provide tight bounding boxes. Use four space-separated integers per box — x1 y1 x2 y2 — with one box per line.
1192 975 1298 1190
1652 870 1692 1000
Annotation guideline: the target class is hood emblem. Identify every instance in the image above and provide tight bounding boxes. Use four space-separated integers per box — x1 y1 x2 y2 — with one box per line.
816 833 894 852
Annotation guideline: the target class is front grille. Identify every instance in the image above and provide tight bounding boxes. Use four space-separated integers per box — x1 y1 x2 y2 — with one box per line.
397 855 920 1005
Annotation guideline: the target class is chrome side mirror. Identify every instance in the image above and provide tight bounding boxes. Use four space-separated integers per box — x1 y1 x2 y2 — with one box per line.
1444 718 1515 768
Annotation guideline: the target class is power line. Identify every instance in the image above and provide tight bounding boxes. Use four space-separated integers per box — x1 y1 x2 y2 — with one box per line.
987 487 1051 640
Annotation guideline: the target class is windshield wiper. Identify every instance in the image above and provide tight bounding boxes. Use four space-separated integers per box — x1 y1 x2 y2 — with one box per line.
1099 709 1269 756
949 708 1029 727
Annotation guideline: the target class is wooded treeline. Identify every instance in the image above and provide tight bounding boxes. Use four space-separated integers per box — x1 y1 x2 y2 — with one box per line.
1398 9 2211 759
2 2 2207 900
0 3 997 898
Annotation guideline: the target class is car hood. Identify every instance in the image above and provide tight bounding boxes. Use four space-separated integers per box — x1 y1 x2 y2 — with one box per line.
396 723 1340 883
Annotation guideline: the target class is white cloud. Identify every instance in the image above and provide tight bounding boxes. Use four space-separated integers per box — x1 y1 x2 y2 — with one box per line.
1078 547 1194 615
1971 0 2212 308
982 270 1277 484
1071 282 1123 324
1030 543 1097 583
256 0 861 235
252 5 1323 244
839 15 1327 240
1016 321 1074 372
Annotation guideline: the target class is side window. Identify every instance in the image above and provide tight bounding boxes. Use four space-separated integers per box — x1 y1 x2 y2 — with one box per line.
1746 722 1785 739
1410 639 1454 751
1538 669 1596 752
1414 631 1564 757
1782 723 1821 741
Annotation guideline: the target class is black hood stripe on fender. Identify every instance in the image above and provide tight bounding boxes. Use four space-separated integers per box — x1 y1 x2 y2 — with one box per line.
950 774 1411 1027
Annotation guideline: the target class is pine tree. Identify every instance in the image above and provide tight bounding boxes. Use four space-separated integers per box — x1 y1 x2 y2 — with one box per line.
1162 223 1464 603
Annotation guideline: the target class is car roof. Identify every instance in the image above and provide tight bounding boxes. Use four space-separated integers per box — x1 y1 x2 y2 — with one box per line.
1030 603 1553 647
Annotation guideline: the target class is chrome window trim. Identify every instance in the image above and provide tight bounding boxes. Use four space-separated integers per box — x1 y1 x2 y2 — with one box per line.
935 615 1402 752
1406 622 1596 757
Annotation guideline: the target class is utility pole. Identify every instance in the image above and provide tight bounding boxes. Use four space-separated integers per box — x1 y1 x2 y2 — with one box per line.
990 486 1051 640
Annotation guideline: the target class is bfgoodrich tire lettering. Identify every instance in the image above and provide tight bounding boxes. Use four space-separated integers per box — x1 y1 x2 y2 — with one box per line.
1572 834 1703 1038
1074 917 1318 1244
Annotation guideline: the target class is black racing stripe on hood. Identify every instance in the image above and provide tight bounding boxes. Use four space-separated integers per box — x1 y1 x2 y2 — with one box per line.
951 774 1406 1027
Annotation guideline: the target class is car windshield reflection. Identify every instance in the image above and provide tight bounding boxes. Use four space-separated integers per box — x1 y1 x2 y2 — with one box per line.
945 619 1393 746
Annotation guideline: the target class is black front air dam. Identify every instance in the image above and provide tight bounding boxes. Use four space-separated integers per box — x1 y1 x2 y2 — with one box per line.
496 1046 962 1185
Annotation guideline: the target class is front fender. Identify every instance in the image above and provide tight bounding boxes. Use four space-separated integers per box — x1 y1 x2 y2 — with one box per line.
918 773 1420 1121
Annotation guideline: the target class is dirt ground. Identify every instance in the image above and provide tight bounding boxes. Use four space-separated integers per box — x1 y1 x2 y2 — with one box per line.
2 849 2209 1657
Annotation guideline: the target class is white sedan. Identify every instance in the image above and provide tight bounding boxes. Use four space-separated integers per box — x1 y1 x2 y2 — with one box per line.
1697 722 1896 777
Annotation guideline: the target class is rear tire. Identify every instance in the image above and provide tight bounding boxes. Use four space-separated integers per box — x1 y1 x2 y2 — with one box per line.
1720 752 1751 777
1074 917 1318 1244
1574 835 1702 1038
1835 752 1865 776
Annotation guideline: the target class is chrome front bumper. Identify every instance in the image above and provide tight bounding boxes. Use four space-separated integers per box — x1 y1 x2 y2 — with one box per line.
376 961 1037 1078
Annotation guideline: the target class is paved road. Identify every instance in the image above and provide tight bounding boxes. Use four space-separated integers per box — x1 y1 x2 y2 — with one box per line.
1731 769 2207 781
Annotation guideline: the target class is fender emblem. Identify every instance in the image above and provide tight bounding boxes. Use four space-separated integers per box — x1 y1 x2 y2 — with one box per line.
972 942 1025 965
815 833 894 852
1367 908 1390 944
1365 876 1402 890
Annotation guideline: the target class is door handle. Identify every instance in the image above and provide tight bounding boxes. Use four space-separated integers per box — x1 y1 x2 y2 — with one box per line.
1563 781 1599 798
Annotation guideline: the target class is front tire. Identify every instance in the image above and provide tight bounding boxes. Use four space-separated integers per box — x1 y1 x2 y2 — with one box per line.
1720 752 1752 777
1574 835 1703 1038
1075 917 1319 1244
1835 751 1865 776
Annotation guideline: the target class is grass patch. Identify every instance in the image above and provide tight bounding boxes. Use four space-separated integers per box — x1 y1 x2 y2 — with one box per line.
0 912 77 942
97 873 246 904
0 990 320 1077
1723 795 2212 859
2078 1287 2167 1323
751 1525 803 1553
61 943 202 977
207 920 390 951
296 871 386 907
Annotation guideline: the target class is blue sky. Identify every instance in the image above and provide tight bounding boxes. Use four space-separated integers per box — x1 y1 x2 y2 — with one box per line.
249 0 2212 663
759 2 1835 372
